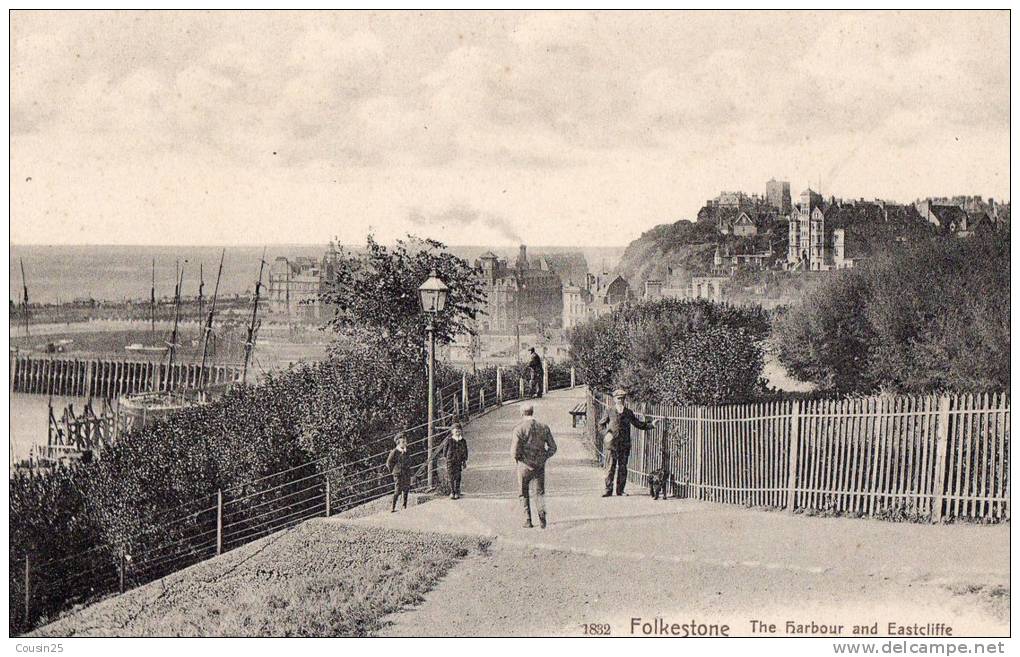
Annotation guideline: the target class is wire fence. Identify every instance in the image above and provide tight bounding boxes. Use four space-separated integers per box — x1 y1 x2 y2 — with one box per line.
14 362 582 633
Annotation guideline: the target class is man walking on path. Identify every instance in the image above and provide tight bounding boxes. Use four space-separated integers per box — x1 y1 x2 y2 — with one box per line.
444 421 469 499
510 403 557 528
598 388 657 497
526 347 544 398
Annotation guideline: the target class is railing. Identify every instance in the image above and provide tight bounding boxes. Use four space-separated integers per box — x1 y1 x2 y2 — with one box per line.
585 390 1010 523
13 363 582 633
423 364 579 486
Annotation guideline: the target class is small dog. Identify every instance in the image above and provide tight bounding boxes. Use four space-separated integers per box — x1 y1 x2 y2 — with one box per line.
648 468 669 500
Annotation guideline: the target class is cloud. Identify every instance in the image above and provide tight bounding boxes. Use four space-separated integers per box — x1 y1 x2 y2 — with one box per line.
8 10 1011 247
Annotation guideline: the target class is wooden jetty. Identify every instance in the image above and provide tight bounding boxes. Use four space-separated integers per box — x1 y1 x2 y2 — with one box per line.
9 354 244 397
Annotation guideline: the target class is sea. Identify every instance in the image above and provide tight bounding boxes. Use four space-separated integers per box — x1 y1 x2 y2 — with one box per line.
9 244 626 304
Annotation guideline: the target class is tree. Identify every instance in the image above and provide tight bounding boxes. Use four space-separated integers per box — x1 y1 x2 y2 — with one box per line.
772 272 876 393
773 233 1009 394
320 234 487 360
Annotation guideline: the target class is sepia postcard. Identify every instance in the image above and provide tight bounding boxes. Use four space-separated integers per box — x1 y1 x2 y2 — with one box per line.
6 8 1012 651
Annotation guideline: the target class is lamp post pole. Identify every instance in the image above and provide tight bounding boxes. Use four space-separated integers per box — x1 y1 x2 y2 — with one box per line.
419 269 448 492
426 317 436 489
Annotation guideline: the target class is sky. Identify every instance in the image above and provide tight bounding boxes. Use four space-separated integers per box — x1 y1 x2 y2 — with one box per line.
9 10 1011 247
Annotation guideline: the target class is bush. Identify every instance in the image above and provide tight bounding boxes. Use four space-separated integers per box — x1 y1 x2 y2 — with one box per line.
653 326 764 405
773 234 1009 394
772 272 876 392
567 298 770 402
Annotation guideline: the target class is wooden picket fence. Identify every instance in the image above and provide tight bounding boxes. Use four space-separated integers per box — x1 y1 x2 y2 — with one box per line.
586 391 1010 523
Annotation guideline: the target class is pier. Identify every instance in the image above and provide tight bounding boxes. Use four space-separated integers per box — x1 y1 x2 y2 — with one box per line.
9 354 243 397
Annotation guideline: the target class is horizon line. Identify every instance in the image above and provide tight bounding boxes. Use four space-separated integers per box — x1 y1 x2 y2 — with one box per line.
7 242 632 249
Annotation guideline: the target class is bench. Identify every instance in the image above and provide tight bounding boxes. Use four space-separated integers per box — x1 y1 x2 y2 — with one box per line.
569 401 587 428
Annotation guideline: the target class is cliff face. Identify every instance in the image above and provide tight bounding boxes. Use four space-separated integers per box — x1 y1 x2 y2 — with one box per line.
616 220 719 287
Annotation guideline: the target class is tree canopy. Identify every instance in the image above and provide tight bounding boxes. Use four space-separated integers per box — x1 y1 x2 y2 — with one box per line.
320 235 487 359
774 233 1009 394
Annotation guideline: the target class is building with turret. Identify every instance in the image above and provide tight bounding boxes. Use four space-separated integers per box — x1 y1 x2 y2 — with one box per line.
267 242 340 319
766 178 792 213
476 246 563 333
787 190 858 271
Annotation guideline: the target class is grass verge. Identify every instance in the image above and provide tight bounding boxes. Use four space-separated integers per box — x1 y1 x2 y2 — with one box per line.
31 520 489 637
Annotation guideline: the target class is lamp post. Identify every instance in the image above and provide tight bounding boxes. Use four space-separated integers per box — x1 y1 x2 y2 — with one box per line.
418 270 449 489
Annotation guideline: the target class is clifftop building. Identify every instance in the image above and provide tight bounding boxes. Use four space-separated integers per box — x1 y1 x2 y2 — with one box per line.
787 189 853 271
766 178 792 213
914 198 999 236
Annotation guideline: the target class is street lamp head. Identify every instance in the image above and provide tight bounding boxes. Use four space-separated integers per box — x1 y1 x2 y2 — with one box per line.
418 269 449 314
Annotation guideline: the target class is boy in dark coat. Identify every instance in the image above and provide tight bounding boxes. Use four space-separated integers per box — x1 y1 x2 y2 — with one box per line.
444 421 469 499
386 434 412 512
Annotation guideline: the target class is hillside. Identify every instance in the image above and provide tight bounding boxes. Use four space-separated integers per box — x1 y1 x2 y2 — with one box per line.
617 219 788 287
615 220 716 286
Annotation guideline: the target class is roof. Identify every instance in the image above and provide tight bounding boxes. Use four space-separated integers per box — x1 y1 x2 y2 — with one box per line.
479 251 499 260
929 204 968 229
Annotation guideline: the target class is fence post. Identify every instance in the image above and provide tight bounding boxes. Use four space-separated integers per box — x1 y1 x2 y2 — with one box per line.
543 366 549 395
570 366 576 389
479 388 485 411
461 373 468 413
325 478 331 517
694 406 704 500
24 554 30 624
932 395 952 523
216 489 224 555
519 377 525 399
119 545 126 594
785 400 801 511
496 367 503 404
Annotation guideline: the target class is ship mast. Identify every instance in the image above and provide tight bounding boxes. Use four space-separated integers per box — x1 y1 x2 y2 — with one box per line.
19 259 29 337
164 265 185 392
198 262 205 327
150 258 156 337
241 248 267 385
199 249 225 390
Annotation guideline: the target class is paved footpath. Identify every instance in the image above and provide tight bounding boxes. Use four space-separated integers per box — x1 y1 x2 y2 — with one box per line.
334 388 1009 637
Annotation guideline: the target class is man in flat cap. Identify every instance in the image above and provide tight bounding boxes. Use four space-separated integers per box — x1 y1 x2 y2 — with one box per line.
510 402 557 528
598 388 657 497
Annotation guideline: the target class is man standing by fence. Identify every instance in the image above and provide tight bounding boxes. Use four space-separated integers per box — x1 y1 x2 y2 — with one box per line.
599 388 657 497
510 403 557 528
526 347 544 398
